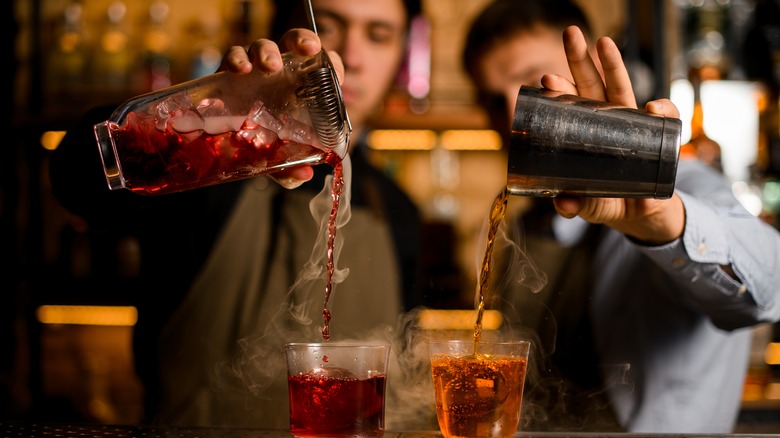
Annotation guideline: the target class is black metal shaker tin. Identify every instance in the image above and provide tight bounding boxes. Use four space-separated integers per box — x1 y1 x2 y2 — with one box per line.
508 86 682 198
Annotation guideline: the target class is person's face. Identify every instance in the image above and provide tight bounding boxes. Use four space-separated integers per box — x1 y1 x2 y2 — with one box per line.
475 25 572 120
313 0 408 136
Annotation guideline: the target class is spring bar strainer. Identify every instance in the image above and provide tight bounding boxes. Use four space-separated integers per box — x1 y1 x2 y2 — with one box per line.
296 0 352 155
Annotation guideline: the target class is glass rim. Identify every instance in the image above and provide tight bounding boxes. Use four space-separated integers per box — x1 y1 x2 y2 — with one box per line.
283 342 390 349
427 339 531 345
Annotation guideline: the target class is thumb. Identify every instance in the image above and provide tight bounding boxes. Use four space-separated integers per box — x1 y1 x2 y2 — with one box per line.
553 197 583 219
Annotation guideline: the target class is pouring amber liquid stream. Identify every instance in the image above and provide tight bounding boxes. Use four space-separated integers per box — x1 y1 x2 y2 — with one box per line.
472 187 509 352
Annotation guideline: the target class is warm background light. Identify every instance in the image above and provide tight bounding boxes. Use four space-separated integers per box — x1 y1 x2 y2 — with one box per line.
40 131 67 151
368 129 437 150
440 130 501 151
368 129 501 151
36 305 138 326
765 342 780 366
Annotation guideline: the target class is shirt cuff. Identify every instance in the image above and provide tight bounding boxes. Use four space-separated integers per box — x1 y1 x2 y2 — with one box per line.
633 192 748 296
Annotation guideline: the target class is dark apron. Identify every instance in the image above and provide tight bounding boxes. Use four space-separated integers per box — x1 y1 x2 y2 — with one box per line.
498 201 623 432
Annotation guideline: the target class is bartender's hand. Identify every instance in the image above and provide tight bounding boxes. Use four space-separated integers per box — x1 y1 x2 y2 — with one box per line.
219 29 346 189
540 26 685 245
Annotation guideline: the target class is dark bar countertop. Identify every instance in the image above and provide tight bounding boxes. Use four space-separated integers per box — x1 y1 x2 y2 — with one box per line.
2 422 780 438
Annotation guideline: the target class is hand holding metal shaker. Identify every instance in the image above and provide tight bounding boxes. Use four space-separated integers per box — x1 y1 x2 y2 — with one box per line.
507 86 682 198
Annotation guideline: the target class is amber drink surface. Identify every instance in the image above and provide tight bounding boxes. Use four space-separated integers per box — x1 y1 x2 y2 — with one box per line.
430 341 529 438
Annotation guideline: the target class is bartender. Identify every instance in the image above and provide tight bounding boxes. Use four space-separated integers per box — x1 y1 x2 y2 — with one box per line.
462 0 780 432
49 0 427 429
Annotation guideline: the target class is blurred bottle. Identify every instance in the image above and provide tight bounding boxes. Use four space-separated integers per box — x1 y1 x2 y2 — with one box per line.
227 0 253 49
136 0 173 92
403 15 432 114
386 14 431 114
82 353 118 423
189 16 223 80
743 0 780 227
679 0 729 172
91 1 134 91
744 0 780 177
47 1 89 95
681 66 723 172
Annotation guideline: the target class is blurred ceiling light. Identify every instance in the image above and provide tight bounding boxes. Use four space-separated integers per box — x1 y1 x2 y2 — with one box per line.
368 129 437 150
36 305 138 326
766 382 780 400
766 342 780 366
440 129 502 151
41 131 67 151
367 129 502 151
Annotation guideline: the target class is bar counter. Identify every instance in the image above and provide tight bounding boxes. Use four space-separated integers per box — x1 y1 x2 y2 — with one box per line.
3 422 780 438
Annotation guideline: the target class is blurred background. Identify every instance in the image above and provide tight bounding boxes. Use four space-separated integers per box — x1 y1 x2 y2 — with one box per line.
4 0 780 431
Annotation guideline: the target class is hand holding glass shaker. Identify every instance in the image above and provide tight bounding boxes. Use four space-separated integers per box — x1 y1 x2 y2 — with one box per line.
507 86 682 198
93 49 351 195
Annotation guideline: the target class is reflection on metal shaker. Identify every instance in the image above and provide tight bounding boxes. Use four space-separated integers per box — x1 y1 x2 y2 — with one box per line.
507 86 682 198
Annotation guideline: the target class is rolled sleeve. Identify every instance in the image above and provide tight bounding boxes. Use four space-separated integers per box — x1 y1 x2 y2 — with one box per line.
636 191 780 329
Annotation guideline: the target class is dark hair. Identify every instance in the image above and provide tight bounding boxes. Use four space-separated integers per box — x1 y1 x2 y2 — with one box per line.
270 0 422 42
462 0 591 82
462 0 591 140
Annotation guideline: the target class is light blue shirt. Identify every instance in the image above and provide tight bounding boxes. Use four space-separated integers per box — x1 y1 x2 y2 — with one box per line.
556 159 780 432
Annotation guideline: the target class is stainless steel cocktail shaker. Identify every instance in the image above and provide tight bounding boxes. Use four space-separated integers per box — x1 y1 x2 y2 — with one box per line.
508 86 682 198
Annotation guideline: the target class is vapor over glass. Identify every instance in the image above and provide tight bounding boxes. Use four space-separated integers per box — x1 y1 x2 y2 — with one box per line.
284 342 390 437
429 339 530 438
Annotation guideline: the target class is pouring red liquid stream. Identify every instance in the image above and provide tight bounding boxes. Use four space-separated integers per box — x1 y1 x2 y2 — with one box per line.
321 161 344 340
